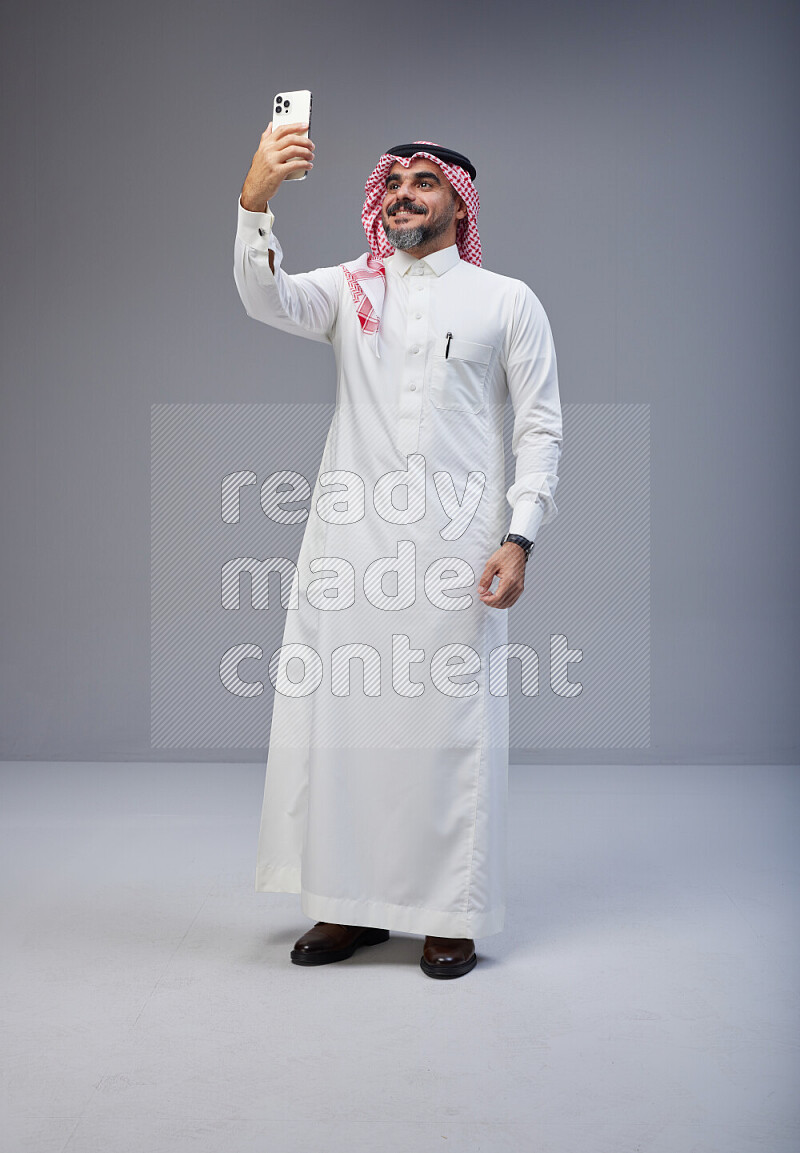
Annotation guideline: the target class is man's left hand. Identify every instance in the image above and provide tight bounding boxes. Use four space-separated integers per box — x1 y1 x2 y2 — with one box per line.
478 544 527 609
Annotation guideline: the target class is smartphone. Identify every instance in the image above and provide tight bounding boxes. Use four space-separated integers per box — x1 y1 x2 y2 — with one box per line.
272 90 313 181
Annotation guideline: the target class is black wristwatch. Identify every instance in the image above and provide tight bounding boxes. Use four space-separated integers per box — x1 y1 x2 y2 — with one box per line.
500 533 534 562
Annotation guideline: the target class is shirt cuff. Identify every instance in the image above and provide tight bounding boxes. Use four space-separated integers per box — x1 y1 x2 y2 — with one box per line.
507 497 545 543
237 197 275 253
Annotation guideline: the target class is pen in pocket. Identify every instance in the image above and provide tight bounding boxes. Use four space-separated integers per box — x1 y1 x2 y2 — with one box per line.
445 332 453 359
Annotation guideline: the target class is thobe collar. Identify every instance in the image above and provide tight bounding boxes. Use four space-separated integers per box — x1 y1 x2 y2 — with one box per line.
340 242 461 359
385 244 460 278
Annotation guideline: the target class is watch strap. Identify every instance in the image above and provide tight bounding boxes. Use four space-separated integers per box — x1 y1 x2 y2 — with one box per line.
500 533 534 562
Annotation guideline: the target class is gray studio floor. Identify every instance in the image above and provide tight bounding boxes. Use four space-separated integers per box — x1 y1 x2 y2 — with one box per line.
1 761 798 1153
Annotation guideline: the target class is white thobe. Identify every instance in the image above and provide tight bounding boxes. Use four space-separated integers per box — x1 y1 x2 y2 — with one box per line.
234 197 562 938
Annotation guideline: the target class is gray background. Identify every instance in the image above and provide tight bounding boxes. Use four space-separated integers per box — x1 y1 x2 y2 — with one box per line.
1 0 797 763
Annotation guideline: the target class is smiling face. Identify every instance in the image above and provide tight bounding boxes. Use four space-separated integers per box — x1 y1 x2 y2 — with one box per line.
381 158 467 258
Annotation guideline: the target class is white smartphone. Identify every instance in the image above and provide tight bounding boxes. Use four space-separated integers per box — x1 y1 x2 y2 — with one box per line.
272 89 313 181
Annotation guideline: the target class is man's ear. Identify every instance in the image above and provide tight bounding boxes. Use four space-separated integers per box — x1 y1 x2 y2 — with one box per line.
455 195 468 220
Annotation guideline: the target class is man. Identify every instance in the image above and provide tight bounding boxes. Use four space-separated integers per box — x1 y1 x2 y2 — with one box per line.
234 121 562 979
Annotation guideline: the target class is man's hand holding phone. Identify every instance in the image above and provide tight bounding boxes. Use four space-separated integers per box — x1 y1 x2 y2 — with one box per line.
240 121 314 212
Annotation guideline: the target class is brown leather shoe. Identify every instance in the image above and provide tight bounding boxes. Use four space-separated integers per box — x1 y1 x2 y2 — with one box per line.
290 921 390 966
420 935 477 979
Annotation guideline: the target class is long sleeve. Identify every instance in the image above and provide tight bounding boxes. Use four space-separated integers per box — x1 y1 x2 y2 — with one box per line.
233 197 342 343
503 282 563 543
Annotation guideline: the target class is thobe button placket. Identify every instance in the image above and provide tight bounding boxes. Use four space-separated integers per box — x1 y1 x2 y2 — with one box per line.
396 271 430 457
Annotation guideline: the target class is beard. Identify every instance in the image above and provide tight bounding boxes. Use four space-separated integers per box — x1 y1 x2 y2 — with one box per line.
382 199 456 250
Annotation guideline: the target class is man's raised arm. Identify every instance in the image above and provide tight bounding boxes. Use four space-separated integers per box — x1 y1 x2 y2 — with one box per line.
233 121 342 343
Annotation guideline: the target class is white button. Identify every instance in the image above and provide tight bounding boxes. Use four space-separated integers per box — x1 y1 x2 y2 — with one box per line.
416 284 424 291
258 228 266 237
411 384 417 391
411 346 419 355
415 312 423 319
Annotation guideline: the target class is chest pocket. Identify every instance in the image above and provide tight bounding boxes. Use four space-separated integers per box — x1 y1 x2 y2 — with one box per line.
430 337 494 414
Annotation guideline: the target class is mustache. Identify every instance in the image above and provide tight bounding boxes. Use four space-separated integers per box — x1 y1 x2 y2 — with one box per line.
387 201 427 218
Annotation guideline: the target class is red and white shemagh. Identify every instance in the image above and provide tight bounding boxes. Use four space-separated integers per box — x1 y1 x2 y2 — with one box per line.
341 143 481 356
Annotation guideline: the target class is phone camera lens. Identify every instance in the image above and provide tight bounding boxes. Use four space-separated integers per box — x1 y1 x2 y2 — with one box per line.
284 100 290 109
